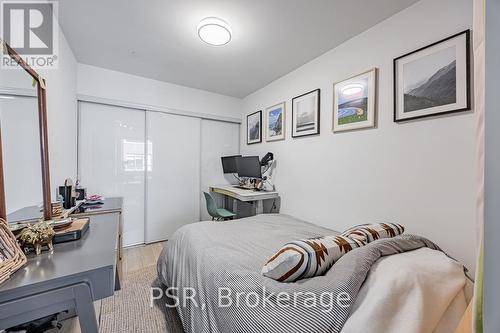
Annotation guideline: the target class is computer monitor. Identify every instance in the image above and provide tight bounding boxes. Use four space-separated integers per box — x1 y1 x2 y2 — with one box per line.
236 156 262 179
221 155 241 174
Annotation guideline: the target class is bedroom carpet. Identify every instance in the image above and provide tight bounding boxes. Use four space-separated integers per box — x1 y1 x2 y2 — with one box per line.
99 264 185 333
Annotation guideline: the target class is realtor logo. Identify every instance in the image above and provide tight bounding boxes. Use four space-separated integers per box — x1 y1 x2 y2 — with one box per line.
1 0 58 68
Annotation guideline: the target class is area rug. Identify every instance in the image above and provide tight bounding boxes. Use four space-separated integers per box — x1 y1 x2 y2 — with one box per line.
99 264 184 333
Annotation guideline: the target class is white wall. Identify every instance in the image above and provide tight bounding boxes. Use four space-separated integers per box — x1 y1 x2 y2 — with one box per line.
42 30 78 195
77 64 243 120
242 0 476 271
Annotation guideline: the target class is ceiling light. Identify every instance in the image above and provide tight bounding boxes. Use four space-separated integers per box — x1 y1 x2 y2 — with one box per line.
341 83 364 96
197 17 232 46
0 95 15 99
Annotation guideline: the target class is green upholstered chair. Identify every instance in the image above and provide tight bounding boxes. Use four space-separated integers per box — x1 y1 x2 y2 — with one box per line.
203 192 237 221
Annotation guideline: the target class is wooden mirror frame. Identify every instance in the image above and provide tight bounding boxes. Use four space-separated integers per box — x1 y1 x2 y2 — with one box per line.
0 40 52 221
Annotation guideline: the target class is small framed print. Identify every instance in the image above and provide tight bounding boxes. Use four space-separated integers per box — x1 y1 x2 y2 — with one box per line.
333 68 377 132
265 102 286 141
247 110 262 144
394 30 471 122
292 89 320 138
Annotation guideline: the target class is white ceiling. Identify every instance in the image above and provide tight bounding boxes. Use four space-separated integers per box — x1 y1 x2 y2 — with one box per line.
59 0 420 98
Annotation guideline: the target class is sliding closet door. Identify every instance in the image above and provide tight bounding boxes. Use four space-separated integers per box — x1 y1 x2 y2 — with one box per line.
78 102 146 246
145 112 201 243
200 119 240 221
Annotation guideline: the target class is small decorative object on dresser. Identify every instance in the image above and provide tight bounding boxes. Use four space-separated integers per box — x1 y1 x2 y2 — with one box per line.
394 30 471 122
333 68 377 132
265 102 286 141
0 219 27 285
19 221 55 255
75 187 87 201
51 201 64 218
247 110 262 144
292 89 320 137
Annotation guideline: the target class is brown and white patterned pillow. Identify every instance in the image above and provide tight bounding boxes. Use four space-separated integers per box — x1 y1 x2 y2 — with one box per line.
262 235 364 282
341 223 405 243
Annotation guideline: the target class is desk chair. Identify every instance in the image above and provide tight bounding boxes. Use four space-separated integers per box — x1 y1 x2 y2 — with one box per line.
203 192 237 221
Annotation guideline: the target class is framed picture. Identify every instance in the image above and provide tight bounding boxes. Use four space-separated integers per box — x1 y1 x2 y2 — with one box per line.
333 68 377 132
292 89 320 138
394 30 471 122
265 102 286 141
247 110 262 144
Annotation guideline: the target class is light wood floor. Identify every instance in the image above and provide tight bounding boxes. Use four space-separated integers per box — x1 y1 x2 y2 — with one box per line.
59 241 166 333
122 241 165 275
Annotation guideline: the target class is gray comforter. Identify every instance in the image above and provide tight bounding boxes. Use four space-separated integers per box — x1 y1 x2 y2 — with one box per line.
157 214 441 333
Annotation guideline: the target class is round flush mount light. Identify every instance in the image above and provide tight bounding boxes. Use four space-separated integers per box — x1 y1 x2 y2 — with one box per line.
197 17 232 46
341 83 364 96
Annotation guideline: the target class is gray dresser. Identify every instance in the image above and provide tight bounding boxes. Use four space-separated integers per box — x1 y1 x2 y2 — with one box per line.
0 198 123 333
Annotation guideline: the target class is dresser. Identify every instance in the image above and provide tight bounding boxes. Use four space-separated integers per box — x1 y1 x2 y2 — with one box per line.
72 197 124 270
0 199 123 333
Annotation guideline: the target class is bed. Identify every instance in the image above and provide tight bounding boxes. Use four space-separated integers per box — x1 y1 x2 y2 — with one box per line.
157 214 472 333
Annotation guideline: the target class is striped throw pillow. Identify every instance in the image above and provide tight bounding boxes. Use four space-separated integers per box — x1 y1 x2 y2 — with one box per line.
341 223 405 243
262 235 364 282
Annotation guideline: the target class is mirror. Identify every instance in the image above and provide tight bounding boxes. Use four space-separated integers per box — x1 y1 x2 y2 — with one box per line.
0 95 43 216
0 40 52 223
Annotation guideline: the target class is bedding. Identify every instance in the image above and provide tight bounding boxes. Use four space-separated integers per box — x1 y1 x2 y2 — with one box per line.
342 247 471 333
341 222 405 243
157 214 469 333
262 234 364 282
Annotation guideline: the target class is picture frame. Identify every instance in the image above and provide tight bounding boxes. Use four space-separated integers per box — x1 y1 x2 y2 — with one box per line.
265 102 286 141
394 30 471 122
291 89 320 138
247 110 262 144
333 68 377 132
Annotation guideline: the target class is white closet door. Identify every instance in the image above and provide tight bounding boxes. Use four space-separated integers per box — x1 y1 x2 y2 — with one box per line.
146 112 201 243
78 102 146 246
200 119 240 221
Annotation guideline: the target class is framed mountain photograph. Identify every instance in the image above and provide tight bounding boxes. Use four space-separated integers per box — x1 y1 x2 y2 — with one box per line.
333 68 377 132
292 89 320 138
265 102 286 141
247 110 262 144
394 30 471 122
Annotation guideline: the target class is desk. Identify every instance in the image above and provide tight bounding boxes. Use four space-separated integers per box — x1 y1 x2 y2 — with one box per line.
209 185 279 217
0 208 121 332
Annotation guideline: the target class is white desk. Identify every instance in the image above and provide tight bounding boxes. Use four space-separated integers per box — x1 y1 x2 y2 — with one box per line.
209 185 279 216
